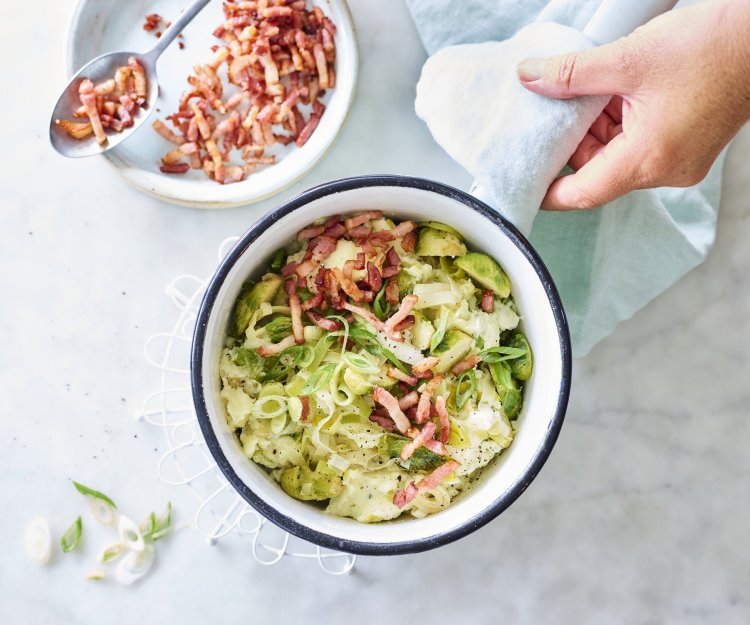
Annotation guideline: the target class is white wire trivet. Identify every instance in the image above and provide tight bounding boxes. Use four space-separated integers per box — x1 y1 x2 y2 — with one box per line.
135 236 356 575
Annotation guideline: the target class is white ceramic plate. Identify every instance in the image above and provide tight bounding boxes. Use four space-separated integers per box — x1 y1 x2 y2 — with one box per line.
66 0 358 208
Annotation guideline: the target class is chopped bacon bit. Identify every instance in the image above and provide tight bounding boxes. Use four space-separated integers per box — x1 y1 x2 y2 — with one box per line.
301 291 325 311
369 411 396 433
388 368 418 386
372 387 410 434
294 258 318 278
383 294 418 342
149 2 335 182
55 119 93 139
346 224 372 239
160 163 190 174
297 224 326 241
423 437 446 455
344 211 383 230
385 279 400 305
481 290 495 313
393 460 460 509
393 315 415 332
76 79 107 145
323 222 346 239
143 13 162 32
386 248 400 268
401 230 417 253
309 236 337 262
342 301 384 332
152 119 185 144
333 268 366 303
257 335 297 357
412 356 439 377
285 280 305 344
128 57 148 98
415 374 443 424
300 396 310 422
451 355 480 376
401 422 437 461
305 310 342 331
398 391 420 410
281 261 299 277
434 396 451 444
365 262 383 292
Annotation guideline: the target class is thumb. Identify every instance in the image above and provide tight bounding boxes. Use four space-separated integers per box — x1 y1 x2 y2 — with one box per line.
517 39 639 99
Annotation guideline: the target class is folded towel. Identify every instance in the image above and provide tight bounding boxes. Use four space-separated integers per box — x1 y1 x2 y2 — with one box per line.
408 0 725 357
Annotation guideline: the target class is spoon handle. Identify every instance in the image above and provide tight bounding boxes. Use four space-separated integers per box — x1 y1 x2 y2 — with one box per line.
146 0 213 60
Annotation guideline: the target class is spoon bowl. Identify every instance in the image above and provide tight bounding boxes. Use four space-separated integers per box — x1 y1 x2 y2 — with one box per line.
49 50 158 158
49 0 211 158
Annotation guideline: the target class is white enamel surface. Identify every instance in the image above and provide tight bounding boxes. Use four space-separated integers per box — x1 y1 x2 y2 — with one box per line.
200 184 566 546
66 0 358 208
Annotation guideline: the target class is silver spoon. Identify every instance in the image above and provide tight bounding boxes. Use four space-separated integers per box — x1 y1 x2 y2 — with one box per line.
50 0 212 158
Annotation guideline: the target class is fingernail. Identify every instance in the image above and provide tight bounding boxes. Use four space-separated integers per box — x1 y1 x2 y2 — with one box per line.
517 58 546 82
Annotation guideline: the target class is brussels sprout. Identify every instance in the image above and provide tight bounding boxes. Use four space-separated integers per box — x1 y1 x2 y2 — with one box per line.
488 362 522 419
432 330 474 373
415 227 467 257
507 332 533 381
454 253 511 298
383 435 445 471
229 273 283 337
411 311 435 351
420 222 463 237
280 465 343 501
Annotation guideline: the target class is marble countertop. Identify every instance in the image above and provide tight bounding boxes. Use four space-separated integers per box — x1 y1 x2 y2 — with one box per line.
2 1 748 623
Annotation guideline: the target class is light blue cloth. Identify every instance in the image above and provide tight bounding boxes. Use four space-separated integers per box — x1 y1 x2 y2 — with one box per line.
407 0 724 357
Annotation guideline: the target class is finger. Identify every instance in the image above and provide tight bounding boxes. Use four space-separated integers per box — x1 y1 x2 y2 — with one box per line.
588 109 623 144
604 95 624 124
517 39 640 99
568 132 606 171
542 134 640 210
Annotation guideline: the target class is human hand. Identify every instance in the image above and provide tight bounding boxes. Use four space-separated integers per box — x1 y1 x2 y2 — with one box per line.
517 0 750 211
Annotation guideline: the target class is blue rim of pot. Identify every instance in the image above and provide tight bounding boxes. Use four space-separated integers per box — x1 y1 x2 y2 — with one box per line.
191 174 572 556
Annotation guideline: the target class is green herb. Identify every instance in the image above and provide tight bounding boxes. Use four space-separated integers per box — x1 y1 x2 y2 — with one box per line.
297 289 314 303
429 309 449 353
300 364 337 396
455 369 477 412
372 287 391 321
475 336 485 350
234 347 264 377
383 435 445 471
142 502 172 542
347 323 410 374
270 248 287 271
61 516 83 553
478 345 528 364
73 481 117 508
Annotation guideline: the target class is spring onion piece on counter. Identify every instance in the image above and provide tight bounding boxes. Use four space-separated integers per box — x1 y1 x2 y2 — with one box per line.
24 516 52 565
60 516 83 553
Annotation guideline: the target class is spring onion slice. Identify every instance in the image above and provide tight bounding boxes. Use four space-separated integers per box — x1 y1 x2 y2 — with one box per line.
87 497 118 527
100 542 126 563
118 515 145 553
24 516 52 565
479 346 527 363
115 544 156 586
143 502 172 542
343 352 380 375
300 364 336 396
60 516 83 553
86 568 107 581
251 395 287 419
287 396 303 421
456 369 477 412
430 309 449 353
73 481 117 508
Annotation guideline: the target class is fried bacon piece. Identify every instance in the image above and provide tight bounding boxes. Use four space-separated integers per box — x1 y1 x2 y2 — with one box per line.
297 224 326 241
401 422 437 461
385 278 400 306
398 391 420 411
285 280 305 344
388 368 418 386
143 13 163 32
434 396 451 444
372 387 410 434
451 355 480 376
299 396 310 422
383 294 418 342
151 1 336 182
369 410 396 433
305 310 341 331
393 460 460 509
342 301 384 332
415 373 444 424
309 236 337 263
54 119 93 140
481 290 495 313
333 268 366 303
412 356 439 378
77 80 107 144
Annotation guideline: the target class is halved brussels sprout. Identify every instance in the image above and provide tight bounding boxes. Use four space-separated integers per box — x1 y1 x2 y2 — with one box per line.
454 253 511 298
